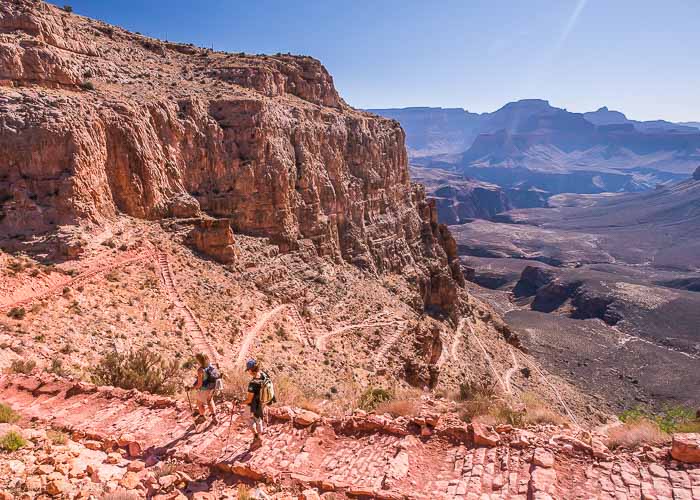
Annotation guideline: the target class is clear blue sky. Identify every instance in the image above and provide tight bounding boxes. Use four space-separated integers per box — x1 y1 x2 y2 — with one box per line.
51 0 700 122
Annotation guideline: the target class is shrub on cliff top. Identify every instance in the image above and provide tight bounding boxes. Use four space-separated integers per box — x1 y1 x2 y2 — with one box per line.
92 348 181 395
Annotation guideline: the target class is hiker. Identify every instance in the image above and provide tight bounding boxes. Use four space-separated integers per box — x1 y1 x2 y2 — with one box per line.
243 359 274 450
192 353 219 425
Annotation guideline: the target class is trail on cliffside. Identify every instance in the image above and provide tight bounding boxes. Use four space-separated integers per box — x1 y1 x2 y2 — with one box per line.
3 374 692 499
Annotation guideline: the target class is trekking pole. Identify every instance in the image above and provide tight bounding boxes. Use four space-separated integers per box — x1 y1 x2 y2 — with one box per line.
221 398 239 455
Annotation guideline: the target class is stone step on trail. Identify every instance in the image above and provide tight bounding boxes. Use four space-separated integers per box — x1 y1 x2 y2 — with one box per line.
2 374 697 499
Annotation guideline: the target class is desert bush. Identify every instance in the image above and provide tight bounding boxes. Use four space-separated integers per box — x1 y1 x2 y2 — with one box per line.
92 348 181 395
47 359 70 377
459 394 497 422
375 398 419 417
79 80 95 91
620 404 699 433
10 359 36 374
0 403 19 424
357 387 393 412
7 307 25 320
219 369 249 403
458 377 496 401
607 419 669 449
62 5 73 13
271 375 323 413
0 431 26 452
236 485 252 500
521 393 566 425
47 429 68 445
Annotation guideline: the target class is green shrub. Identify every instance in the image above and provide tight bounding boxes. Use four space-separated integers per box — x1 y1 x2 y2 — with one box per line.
79 81 95 91
92 348 181 395
47 359 69 377
0 404 19 424
0 431 26 452
7 307 25 320
62 5 73 13
47 429 68 445
357 387 393 411
620 405 699 433
10 359 36 374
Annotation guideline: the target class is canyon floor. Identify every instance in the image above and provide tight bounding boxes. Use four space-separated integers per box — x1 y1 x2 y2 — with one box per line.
451 179 700 412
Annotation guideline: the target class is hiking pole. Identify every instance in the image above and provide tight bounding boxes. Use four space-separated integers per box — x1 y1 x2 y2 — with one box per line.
221 398 239 456
186 388 193 414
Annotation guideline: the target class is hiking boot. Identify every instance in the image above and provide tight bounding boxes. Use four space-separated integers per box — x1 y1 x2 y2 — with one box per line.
212 416 220 425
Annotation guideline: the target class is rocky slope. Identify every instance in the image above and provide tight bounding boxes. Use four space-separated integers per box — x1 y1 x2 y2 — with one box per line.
0 0 461 293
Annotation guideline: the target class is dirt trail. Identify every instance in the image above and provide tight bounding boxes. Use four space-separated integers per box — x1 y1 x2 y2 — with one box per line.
0 248 154 313
316 318 407 352
235 304 289 366
503 348 520 395
464 318 508 394
2 374 693 500
157 252 219 364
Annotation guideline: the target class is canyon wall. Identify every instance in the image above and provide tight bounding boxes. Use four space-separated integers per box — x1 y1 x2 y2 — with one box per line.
0 0 460 293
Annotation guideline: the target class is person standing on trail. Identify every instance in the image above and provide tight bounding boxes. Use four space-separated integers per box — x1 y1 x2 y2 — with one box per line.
192 353 219 425
243 359 275 450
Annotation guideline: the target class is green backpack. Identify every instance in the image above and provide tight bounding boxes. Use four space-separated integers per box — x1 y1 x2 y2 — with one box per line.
259 372 275 405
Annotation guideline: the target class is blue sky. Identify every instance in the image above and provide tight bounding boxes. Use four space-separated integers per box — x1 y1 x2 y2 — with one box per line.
51 0 699 122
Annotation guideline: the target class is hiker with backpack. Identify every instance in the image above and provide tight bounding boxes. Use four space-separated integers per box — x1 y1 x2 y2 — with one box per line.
243 358 275 450
191 353 220 425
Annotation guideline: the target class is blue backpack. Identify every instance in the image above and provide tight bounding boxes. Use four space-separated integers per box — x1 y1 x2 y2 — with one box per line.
203 365 221 390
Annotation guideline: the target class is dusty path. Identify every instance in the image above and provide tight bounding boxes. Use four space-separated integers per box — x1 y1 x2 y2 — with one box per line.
370 321 410 370
157 252 219 364
235 304 288 366
316 318 407 352
464 318 508 394
503 348 520 395
0 248 154 313
2 374 694 500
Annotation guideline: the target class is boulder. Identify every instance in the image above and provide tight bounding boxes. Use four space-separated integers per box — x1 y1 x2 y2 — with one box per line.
471 423 500 447
46 479 72 496
168 193 201 218
301 490 321 500
295 409 321 427
127 460 146 472
187 218 238 264
671 433 700 463
532 448 555 468
119 471 142 490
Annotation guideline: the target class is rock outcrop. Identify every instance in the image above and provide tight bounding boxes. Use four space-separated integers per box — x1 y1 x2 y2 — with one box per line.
0 0 459 304
187 218 238 263
694 165 700 181
671 433 700 463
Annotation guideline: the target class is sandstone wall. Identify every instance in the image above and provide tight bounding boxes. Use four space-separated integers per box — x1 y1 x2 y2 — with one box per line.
0 0 460 299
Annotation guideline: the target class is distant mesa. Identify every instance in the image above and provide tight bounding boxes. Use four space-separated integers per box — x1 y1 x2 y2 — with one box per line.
694 165 700 180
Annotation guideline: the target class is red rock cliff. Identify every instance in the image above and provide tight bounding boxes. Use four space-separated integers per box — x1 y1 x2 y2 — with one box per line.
0 0 459 294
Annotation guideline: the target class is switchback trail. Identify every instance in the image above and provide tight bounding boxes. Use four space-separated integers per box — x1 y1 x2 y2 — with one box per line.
157 252 219 364
235 304 288 366
0 247 154 313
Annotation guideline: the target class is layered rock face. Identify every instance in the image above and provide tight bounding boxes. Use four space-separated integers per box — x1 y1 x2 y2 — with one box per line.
0 0 457 289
